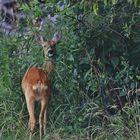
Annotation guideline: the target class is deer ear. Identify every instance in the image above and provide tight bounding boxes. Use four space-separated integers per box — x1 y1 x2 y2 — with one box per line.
51 32 61 45
36 36 45 45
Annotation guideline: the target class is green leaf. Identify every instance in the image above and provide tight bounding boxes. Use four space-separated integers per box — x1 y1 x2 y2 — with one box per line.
93 3 98 15
104 0 108 6
112 0 118 5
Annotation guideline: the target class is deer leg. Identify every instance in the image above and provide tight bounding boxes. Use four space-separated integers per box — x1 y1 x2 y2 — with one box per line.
43 108 47 135
39 98 48 140
43 96 49 135
25 96 36 137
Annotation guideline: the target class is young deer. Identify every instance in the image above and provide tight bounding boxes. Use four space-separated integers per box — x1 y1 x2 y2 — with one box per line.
21 32 61 140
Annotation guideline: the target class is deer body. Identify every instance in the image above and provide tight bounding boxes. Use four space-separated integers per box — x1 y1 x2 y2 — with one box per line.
22 67 50 138
21 32 60 140
22 67 50 101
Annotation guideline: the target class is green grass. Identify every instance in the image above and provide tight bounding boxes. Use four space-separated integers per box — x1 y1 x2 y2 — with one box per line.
0 88 140 140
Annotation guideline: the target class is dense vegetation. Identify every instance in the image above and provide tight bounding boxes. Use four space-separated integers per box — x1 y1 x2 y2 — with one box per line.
0 0 140 139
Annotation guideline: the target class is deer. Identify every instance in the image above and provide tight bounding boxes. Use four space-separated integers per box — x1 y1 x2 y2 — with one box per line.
21 32 61 140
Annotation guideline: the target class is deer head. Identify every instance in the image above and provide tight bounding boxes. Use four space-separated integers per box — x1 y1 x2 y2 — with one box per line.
37 32 61 58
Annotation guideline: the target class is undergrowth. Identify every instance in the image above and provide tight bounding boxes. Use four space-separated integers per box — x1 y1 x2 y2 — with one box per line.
0 87 140 140
1 0 140 140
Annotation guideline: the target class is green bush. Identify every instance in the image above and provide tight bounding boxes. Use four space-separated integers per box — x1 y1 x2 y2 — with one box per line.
0 0 140 139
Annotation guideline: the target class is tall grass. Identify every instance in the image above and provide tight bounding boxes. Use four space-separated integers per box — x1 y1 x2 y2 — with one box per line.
0 86 140 140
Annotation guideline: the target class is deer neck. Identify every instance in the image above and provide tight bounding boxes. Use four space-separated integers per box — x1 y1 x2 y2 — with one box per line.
42 56 55 74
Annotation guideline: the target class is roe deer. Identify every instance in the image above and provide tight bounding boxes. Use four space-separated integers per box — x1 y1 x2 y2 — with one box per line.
21 32 61 140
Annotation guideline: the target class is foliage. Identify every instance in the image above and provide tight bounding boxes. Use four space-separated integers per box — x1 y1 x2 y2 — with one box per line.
0 0 140 139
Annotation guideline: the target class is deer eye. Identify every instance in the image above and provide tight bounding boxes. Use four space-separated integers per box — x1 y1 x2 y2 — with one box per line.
47 48 54 57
